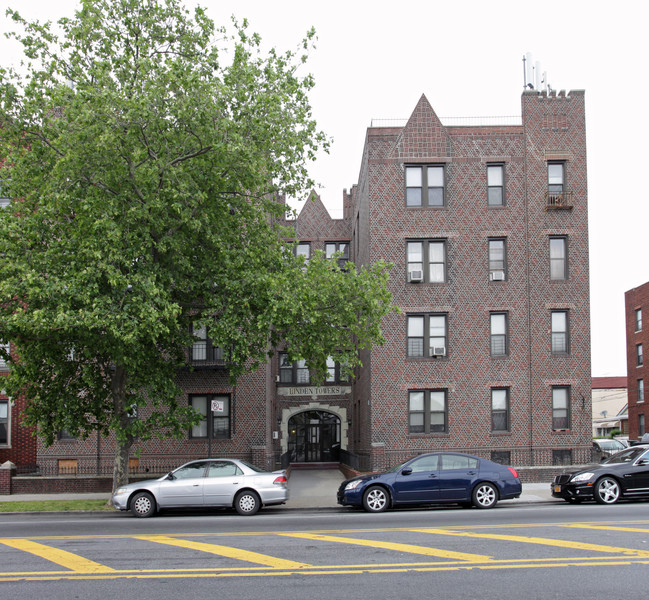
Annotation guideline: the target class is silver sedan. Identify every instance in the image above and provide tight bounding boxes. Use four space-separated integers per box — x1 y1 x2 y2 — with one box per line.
111 458 289 517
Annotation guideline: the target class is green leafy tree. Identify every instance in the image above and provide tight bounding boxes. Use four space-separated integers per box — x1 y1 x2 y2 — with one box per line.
0 0 394 490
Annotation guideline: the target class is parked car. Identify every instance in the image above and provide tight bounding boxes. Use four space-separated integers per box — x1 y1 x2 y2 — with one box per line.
337 452 522 512
551 444 649 504
592 438 627 460
111 458 289 517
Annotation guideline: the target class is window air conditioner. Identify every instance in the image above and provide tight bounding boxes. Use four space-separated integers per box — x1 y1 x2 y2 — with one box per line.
408 270 423 283
429 347 446 357
490 270 505 281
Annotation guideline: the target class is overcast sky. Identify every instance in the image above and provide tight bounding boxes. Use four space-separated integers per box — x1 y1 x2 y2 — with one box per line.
2 0 646 378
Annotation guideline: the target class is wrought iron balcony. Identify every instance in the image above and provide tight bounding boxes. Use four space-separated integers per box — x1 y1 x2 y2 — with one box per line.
545 190 574 210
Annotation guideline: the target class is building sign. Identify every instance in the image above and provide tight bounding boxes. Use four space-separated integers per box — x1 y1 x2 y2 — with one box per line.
211 399 225 413
277 385 351 398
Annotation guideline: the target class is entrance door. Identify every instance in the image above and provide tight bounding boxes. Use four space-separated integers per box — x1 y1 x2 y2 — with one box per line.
288 410 341 462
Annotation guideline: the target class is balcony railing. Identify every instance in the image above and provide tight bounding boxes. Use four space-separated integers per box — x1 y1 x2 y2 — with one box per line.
545 190 574 210
188 342 227 368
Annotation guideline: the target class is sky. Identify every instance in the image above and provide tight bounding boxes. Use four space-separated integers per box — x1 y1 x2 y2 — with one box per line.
1 0 647 378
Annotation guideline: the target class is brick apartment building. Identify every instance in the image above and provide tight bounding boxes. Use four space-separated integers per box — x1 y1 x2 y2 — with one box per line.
625 282 649 441
22 88 592 477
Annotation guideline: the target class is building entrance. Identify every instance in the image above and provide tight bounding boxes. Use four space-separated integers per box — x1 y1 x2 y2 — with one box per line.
287 410 341 463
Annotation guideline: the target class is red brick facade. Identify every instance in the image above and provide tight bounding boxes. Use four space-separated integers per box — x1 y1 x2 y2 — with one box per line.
625 282 649 441
14 90 591 479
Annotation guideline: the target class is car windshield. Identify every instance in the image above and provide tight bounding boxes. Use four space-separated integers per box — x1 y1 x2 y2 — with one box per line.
385 461 407 473
603 447 648 464
596 440 623 450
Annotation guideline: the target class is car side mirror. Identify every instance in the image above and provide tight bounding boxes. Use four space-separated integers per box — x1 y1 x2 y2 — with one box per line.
166 472 175 480
401 467 413 476
637 459 649 466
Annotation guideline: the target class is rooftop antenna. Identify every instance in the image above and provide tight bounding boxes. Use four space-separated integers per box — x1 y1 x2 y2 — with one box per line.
522 53 551 93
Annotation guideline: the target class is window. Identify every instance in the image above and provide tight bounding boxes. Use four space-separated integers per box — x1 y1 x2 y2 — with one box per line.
296 242 310 261
487 164 504 206
0 342 9 370
638 379 644 403
407 314 447 357
548 162 565 194
406 240 446 283
488 238 506 281
551 311 569 354
552 449 572 466
637 344 644 367
207 460 241 478
325 356 349 384
491 451 511 465
552 386 570 430
490 313 508 356
408 390 447 433
325 242 350 268
549 236 568 280
0 400 8 446
405 165 445 207
640 414 646 437
189 395 231 439
191 325 224 363
491 388 510 431
279 352 310 384
0 178 10 209
441 454 479 470
636 308 643 332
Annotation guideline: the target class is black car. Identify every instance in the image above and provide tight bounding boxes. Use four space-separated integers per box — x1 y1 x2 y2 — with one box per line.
552 444 649 504
337 452 522 512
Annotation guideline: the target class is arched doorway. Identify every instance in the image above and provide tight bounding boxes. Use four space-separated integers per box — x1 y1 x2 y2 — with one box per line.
288 410 341 463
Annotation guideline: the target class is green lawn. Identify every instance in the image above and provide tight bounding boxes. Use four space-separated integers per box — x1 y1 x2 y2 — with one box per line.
0 500 113 512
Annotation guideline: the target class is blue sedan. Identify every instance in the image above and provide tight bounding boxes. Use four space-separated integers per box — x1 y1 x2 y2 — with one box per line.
337 452 522 512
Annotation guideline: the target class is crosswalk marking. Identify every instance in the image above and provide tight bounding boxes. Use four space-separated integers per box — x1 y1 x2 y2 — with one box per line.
0 538 115 573
133 535 311 569
410 528 649 557
278 532 493 562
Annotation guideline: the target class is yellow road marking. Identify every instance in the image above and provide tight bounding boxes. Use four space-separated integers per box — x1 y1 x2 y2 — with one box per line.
560 524 649 533
278 532 493 562
0 538 115 573
133 535 310 569
2 558 649 582
411 528 649 557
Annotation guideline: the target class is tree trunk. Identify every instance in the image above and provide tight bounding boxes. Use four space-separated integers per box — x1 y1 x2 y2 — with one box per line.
111 364 135 492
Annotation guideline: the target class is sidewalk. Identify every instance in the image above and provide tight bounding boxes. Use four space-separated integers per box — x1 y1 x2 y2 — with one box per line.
0 470 555 508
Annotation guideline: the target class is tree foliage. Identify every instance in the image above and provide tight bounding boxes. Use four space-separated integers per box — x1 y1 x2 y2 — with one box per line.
0 0 394 488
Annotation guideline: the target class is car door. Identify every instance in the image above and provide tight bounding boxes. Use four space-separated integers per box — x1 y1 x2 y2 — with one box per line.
156 461 207 507
392 454 440 503
624 449 649 495
202 460 243 506
437 454 480 501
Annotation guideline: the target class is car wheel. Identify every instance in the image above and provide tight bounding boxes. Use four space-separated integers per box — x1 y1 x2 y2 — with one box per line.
472 482 498 509
235 490 261 515
594 477 621 504
362 485 389 513
130 491 156 518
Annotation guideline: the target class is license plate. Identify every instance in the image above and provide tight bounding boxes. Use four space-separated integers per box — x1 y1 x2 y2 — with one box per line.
553 485 562 493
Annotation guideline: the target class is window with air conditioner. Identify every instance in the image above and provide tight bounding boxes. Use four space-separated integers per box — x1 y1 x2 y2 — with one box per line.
407 240 446 283
407 314 447 358
488 238 507 281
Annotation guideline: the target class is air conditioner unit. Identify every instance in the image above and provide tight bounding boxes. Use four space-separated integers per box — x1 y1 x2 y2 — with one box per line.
490 270 505 281
408 270 423 283
429 347 446 357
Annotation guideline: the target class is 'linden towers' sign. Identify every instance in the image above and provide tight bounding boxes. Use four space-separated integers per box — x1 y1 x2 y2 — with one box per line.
277 386 351 398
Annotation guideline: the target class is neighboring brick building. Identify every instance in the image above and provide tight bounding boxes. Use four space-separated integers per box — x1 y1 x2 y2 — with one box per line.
0 344 37 470
625 282 649 441
591 376 627 437
31 89 592 476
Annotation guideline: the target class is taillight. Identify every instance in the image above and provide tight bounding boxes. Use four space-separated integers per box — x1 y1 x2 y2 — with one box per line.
507 466 519 479
273 475 288 485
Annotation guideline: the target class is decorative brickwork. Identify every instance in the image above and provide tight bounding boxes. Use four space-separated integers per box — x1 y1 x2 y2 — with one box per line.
625 282 649 441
